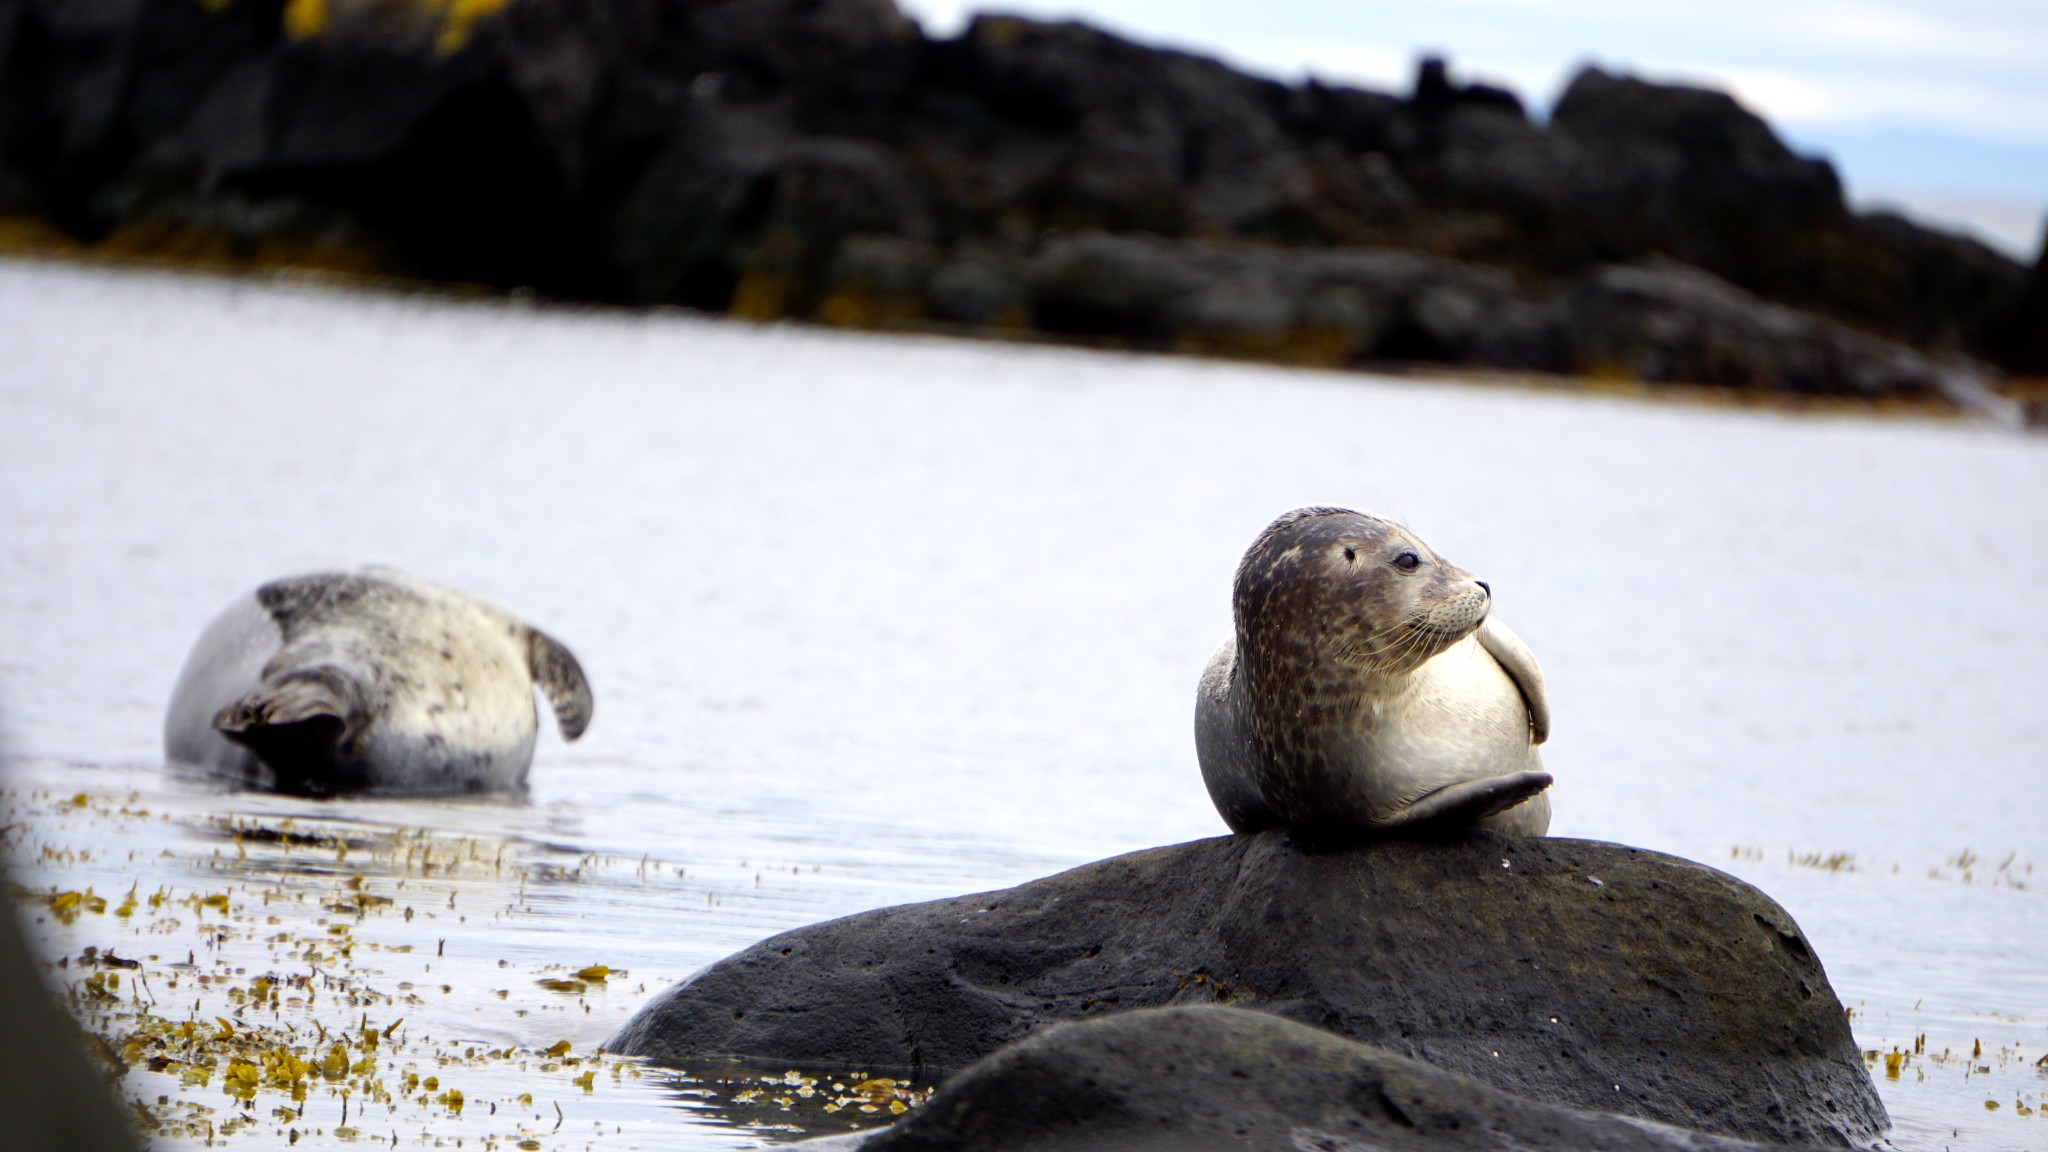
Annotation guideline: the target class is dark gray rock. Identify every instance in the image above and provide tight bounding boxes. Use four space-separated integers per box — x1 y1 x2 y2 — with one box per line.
927 241 1025 326
1564 258 1988 401
853 1005 1834 1152
1023 232 1555 367
1013 232 1983 398
1989 223 2048 380
0 0 2029 384
611 831 1886 1147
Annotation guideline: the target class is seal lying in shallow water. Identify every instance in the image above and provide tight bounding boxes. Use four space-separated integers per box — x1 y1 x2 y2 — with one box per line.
164 567 592 796
1196 507 1551 836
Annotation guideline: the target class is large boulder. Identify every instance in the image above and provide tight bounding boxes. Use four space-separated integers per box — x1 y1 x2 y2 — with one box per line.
611 830 1886 1147
849 1006 1832 1152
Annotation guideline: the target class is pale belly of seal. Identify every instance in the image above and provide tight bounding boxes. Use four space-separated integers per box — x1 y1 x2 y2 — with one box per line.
1197 633 1550 837
1340 636 1550 836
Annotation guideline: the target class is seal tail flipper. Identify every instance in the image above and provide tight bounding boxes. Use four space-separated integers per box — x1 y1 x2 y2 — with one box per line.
527 629 593 741
1381 771 1553 831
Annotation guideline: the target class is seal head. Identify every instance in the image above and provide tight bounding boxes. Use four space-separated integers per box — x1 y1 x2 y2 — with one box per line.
164 567 593 796
1197 508 1551 837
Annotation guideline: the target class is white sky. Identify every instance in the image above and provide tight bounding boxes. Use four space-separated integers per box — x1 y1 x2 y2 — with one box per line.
900 0 2048 256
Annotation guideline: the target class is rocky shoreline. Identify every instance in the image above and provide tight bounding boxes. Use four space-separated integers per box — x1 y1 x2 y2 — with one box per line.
612 830 1887 1149
1 0 2042 411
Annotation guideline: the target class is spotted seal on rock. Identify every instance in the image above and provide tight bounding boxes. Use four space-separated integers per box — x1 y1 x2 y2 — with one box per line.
1196 507 1551 836
164 567 592 796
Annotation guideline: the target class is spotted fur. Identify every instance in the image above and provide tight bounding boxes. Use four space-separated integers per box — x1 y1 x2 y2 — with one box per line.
1196 508 1551 837
165 567 593 796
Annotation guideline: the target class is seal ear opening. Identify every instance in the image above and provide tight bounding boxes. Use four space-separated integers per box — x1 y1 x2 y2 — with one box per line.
527 629 594 742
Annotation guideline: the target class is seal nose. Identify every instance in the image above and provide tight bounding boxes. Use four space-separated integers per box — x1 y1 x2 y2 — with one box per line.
1476 580 1491 597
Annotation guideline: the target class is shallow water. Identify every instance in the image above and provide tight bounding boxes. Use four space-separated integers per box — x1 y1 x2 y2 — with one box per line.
1 259 2043 1150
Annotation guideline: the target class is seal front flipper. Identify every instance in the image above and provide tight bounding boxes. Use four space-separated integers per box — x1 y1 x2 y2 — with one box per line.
526 628 593 741
213 667 365 789
1477 617 1550 745
1380 771 1553 831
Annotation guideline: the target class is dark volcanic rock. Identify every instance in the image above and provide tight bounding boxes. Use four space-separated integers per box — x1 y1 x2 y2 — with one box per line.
854 1006 1832 1152
1022 232 1557 368
0 0 2028 390
1989 228 2048 380
611 831 1886 1147
1564 259 1996 403
1012 232 1977 399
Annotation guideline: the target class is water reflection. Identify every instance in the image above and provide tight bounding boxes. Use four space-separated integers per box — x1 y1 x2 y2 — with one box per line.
648 1059 935 1145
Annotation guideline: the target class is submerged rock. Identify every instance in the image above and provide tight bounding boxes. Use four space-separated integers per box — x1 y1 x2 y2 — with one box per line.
848 1005 1834 1152
611 831 1886 1147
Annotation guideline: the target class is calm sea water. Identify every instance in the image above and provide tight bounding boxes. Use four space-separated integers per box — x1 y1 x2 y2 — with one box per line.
1 259 2043 1150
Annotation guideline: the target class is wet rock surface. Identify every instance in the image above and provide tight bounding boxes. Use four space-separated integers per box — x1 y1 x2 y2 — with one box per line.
0 0 2034 395
612 830 1887 1147
0 866 142 1152
846 1006 1835 1152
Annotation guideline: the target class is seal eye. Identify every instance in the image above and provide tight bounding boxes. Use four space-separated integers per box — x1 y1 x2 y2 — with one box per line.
1342 547 1356 562
1393 552 1421 571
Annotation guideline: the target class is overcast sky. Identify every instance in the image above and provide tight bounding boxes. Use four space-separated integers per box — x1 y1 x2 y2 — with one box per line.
899 0 2048 258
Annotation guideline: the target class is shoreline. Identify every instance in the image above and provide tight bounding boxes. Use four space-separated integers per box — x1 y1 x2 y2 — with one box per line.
3 232 2033 430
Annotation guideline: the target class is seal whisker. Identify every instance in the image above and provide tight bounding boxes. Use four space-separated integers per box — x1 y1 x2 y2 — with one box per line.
1350 613 1431 667
1392 617 1439 671
1387 615 1441 670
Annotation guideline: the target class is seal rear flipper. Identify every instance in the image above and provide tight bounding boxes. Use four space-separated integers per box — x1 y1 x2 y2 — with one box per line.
213 669 355 736
527 629 593 741
212 669 363 788
1381 771 1553 831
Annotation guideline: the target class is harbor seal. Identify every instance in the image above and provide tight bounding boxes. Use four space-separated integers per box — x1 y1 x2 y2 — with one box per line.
1196 507 1552 836
163 567 593 796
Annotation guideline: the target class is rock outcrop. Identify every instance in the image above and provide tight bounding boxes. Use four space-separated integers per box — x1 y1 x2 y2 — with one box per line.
0 0 2032 397
847 1006 1835 1152
611 830 1886 1147
1990 237 2048 378
1007 235 1987 401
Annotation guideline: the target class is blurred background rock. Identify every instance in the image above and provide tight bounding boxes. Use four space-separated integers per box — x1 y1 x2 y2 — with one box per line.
0 0 2039 408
